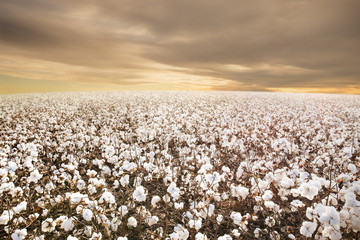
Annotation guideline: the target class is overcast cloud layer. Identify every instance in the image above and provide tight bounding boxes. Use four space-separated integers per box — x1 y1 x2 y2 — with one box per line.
0 0 359 93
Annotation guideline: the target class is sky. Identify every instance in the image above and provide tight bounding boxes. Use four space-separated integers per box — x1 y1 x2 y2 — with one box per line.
0 0 359 94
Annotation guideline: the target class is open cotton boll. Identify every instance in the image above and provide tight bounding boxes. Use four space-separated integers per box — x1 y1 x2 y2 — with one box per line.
218 234 232 240
348 163 357 174
12 201 27 214
41 218 56 232
262 190 273 201
67 236 78 240
231 185 249 199
0 210 14 225
28 169 43 183
66 192 89 205
167 182 181 201
11 229 27 240
147 216 159 226
133 186 147 202
297 182 319 200
300 221 317 238
99 191 116 204
82 209 93 221
230 212 242 226
195 232 208 240
120 175 130 187
61 217 74 231
189 219 202 231
127 216 137 227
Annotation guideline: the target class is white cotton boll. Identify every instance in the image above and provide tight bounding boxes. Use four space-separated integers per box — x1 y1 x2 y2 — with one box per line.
280 178 294 188
66 192 89 205
61 217 74 231
218 234 232 240
102 166 111 176
118 205 128 217
264 201 275 209
147 216 159 226
113 180 119 188
189 219 202 231
297 182 319 200
231 185 249 199
83 209 93 221
322 226 342 240
90 232 102 240
163 194 171 203
151 196 161 207
175 202 184 210
12 201 27 214
28 169 43 183
216 214 223 224
11 229 27 240
300 221 317 237
67 236 78 240
232 229 240 237
117 237 128 240
133 186 147 202
306 207 317 220
127 217 137 227
262 190 273 201
87 169 97 177
167 182 181 201
195 232 208 240
288 234 295 239
42 209 49 217
348 164 357 174
41 218 56 232
99 191 116 204
265 216 275 227
230 212 242 226
120 175 130 187
35 186 44 194
254 228 261 238
76 180 86 190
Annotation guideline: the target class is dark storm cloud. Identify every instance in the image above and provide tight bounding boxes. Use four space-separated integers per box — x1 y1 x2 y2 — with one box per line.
0 0 359 92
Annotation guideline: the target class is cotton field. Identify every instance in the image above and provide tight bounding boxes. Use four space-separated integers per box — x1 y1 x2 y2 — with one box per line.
0 91 359 240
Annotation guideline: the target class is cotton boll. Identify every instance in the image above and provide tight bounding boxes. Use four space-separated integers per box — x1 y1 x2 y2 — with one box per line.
117 237 128 240
12 201 27 214
127 217 137 228
67 236 78 240
322 226 342 240
167 182 181 201
297 182 319 200
262 190 273 201
41 218 56 232
99 191 116 204
265 216 275 227
218 234 232 240
133 186 147 202
120 175 130 187
230 212 242 226
195 232 208 240
348 164 357 174
216 215 223 224
147 216 159 226
83 209 93 221
189 219 202 231
28 169 43 183
231 185 249 199
11 229 27 240
76 180 86 190
300 221 317 237
61 217 74 231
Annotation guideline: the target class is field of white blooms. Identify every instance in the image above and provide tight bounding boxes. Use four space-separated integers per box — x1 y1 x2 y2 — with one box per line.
0 91 359 240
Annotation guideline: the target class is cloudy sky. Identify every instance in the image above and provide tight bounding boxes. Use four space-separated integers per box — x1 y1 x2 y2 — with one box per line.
1 0 359 94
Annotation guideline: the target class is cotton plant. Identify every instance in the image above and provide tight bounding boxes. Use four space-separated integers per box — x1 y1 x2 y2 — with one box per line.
0 92 359 239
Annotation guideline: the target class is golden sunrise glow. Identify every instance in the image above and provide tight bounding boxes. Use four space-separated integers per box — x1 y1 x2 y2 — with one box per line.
0 1 359 94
